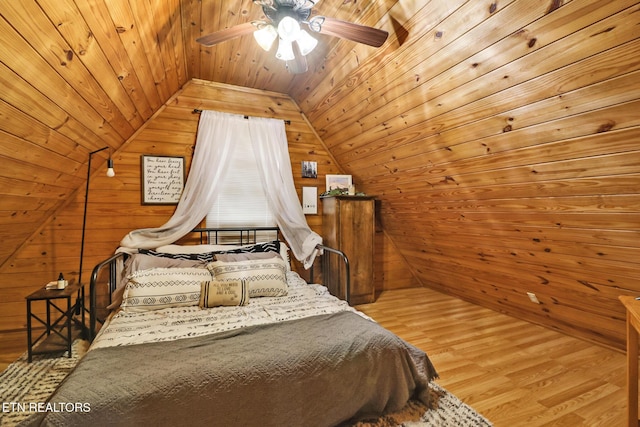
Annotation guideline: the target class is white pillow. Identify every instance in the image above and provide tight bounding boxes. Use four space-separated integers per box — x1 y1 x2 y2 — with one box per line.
206 257 288 298
121 267 212 312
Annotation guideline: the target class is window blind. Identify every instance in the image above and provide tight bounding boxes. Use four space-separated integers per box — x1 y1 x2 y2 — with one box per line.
205 130 275 238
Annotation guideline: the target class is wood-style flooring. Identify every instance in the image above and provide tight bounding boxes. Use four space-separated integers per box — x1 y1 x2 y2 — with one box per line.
0 287 630 426
354 287 628 426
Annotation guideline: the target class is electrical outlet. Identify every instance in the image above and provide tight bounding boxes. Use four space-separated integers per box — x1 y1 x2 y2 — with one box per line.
526 292 540 304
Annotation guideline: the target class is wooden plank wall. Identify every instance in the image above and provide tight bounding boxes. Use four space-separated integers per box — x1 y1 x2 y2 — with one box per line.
0 80 416 332
294 1 640 350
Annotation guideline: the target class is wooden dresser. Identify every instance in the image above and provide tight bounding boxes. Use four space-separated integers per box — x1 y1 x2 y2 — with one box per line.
322 195 375 305
619 295 640 427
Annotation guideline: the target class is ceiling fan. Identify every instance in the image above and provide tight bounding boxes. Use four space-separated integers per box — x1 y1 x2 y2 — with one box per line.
196 0 389 74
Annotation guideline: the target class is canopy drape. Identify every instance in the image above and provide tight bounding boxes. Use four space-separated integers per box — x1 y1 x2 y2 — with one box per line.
247 115 321 268
120 110 321 268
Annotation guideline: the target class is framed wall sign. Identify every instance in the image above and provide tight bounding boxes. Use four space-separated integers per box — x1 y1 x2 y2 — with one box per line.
141 155 185 205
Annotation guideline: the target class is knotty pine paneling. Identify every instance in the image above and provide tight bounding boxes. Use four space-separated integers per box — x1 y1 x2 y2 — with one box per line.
0 80 414 331
298 0 640 350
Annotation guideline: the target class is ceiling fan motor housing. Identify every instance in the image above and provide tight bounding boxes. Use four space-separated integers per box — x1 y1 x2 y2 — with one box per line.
262 0 312 25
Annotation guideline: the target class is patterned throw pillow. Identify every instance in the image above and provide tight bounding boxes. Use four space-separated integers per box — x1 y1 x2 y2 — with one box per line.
138 249 216 262
199 279 249 308
206 257 288 298
139 241 283 263
121 267 212 312
215 241 280 255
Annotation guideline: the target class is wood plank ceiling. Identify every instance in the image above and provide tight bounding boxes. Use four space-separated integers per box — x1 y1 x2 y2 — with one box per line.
0 0 389 262
1 0 639 349
0 0 392 270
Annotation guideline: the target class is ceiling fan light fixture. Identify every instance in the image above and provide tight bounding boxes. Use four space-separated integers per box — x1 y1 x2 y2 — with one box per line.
276 39 295 61
277 16 301 42
197 0 389 73
254 24 278 51
296 30 317 56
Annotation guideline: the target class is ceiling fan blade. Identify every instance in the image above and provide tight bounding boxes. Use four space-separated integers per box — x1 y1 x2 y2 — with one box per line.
314 16 388 48
196 22 256 47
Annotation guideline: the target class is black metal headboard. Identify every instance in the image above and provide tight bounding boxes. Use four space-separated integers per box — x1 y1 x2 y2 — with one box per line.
191 227 282 245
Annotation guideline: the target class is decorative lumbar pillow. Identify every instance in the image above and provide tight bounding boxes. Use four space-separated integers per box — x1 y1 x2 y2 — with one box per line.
206 257 288 298
199 279 249 308
121 267 212 312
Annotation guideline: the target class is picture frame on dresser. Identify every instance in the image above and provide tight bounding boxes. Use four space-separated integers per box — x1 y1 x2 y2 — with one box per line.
325 174 352 191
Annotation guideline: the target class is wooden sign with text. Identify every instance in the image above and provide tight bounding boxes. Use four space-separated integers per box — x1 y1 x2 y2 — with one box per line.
141 155 185 204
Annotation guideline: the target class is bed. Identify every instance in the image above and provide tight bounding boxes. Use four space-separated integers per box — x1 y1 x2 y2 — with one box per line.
32 228 438 426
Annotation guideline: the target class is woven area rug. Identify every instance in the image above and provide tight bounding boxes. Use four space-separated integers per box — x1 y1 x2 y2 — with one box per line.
0 339 89 426
0 340 491 427
352 383 492 427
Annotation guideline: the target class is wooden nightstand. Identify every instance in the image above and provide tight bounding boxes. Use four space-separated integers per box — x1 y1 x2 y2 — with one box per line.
25 282 83 362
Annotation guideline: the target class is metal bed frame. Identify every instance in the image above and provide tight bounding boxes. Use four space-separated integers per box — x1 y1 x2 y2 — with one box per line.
88 227 349 341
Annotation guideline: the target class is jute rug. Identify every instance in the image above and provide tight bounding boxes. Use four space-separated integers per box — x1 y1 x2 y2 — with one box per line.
0 339 89 426
0 340 491 426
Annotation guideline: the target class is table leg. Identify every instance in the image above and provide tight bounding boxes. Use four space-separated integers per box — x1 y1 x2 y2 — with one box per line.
27 300 32 363
46 300 51 336
66 295 72 357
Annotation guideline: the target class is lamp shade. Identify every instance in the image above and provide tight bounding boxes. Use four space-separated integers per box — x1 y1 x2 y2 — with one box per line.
276 39 295 61
253 25 277 51
277 16 300 42
296 30 317 56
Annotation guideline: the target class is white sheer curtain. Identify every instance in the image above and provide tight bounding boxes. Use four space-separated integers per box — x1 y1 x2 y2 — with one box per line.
120 110 240 249
120 110 322 268
248 116 322 268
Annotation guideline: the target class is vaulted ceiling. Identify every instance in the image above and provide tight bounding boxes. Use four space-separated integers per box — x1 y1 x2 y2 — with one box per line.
0 0 395 267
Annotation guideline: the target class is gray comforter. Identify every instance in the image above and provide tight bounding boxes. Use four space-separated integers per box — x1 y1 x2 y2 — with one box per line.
32 311 437 426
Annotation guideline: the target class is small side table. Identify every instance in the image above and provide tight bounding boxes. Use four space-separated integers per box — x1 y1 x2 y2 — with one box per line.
26 282 83 362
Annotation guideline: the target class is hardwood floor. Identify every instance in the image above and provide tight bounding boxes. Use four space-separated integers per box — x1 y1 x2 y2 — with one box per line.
0 287 630 426
354 287 628 426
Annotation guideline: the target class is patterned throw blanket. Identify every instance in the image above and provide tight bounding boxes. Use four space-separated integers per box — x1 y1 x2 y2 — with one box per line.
32 312 438 427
